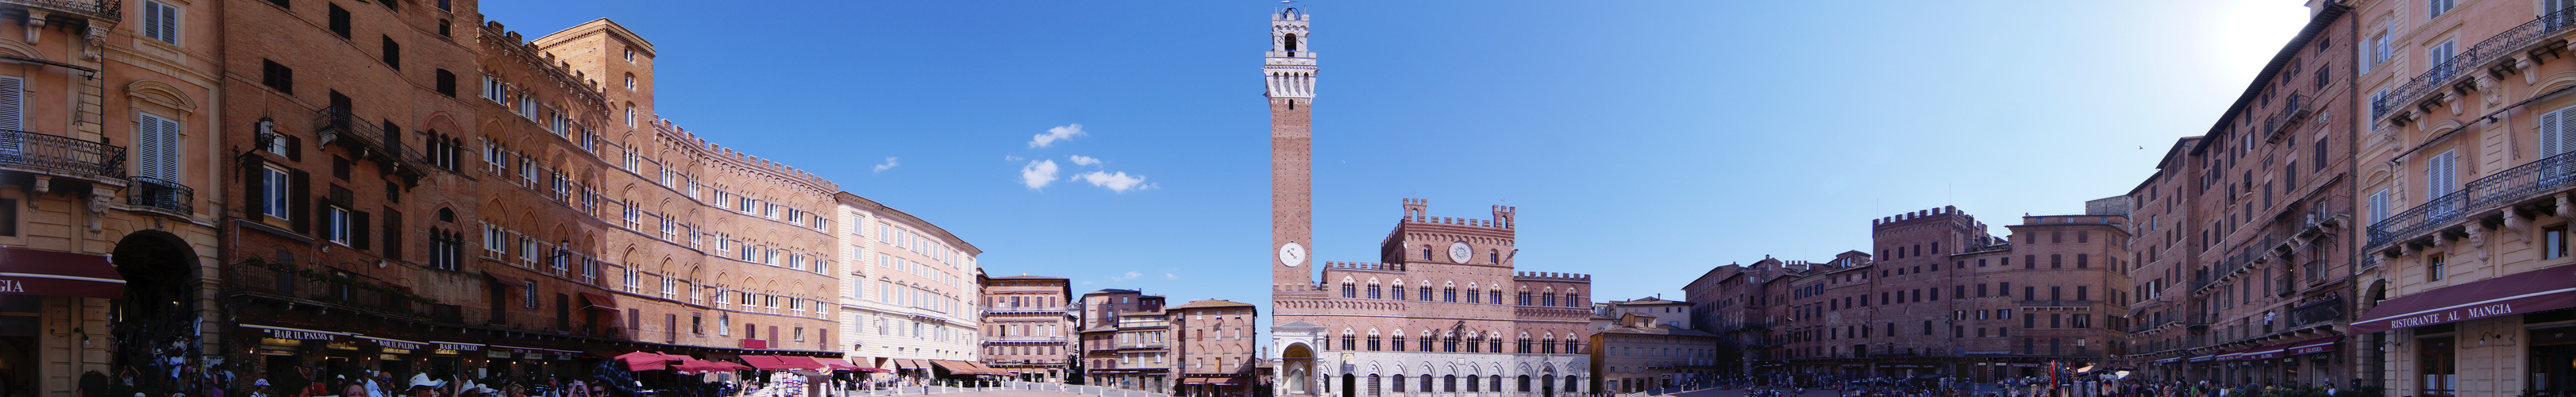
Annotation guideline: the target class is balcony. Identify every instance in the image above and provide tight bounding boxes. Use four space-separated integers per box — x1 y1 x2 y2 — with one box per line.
985 336 1070 343
126 176 190 214
226 260 426 318
2285 293 2346 328
0 0 122 22
311 107 425 182
2264 94 2312 141
2367 149 2576 249
0 129 126 181
2184 314 2213 330
2374 7 2576 125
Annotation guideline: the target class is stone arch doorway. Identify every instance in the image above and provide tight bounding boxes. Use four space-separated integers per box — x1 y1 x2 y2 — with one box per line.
1280 342 1314 396
109 230 200 395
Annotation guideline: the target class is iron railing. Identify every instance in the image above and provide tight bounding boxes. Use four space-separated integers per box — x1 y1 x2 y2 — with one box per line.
2265 94 2311 137
0 0 123 21
2373 7 2576 120
2285 293 2346 328
0 129 126 179
126 176 190 214
312 106 423 166
2367 148 2576 247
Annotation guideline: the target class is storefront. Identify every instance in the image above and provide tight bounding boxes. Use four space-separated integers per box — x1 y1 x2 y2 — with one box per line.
0 247 129 396
2356 265 2576 396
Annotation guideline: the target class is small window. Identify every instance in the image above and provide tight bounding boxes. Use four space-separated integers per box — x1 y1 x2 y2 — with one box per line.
381 36 400 69
328 4 351 38
2428 0 2456 17
261 60 294 94
2428 253 2446 281
142 1 180 44
437 19 451 37
625 73 635 90
261 166 291 219
2547 225 2569 260
0 198 16 237
435 69 456 97
625 48 636 62
325 206 351 245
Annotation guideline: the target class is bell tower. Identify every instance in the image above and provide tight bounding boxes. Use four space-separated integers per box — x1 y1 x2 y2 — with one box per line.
1268 7 1318 291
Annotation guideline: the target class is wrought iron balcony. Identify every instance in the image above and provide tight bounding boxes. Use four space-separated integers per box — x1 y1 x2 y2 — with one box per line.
126 176 190 214
2372 7 2576 125
2367 149 2576 249
0 0 123 22
0 129 126 180
2264 94 2312 140
311 107 425 180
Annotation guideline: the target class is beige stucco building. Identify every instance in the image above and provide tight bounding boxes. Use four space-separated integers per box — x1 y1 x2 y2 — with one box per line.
2347 0 2576 395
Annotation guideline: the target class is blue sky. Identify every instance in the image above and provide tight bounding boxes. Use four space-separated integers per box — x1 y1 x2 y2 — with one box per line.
480 1 2311 331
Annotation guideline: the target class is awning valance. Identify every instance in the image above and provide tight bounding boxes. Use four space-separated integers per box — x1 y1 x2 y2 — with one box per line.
2355 265 2576 333
2285 336 2340 356
0 248 124 299
931 360 973 373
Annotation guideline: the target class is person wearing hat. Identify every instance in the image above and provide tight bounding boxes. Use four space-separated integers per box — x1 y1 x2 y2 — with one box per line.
407 374 447 397
247 379 272 397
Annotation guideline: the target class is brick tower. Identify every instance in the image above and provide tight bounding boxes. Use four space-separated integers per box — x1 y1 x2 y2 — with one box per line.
1269 7 1319 292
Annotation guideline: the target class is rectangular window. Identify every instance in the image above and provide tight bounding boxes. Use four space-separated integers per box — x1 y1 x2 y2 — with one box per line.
261 60 294 94
326 4 350 38
325 207 350 245
134 113 182 181
2548 225 2569 260
2429 0 2457 17
381 36 400 69
142 1 180 44
2370 189 2391 222
2428 253 2446 281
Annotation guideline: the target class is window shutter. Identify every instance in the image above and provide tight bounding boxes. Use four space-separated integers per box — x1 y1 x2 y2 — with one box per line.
158 3 178 44
244 158 266 217
134 116 164 180
290 169 310 233
383 208 402 259
2550 107 2575 157
352 210 371 250
285 135 302 161
0 76 21 131
137 114 180 180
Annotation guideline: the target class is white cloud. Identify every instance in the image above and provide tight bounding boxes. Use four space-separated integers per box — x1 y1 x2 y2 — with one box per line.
872 157 900 172
1108 271 1142 282
1030 124 1086 148
1069 155 1102 167
1164 273 1178 279
1003 155 1025 162
1020 160 1060 190
1078 171 1156 193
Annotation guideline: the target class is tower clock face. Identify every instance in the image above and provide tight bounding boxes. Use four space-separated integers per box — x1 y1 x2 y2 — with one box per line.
1279 242 1307 268
1448 241 1473 263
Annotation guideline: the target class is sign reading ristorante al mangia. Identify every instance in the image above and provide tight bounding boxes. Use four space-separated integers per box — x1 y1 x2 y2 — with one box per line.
2378 303 2517 330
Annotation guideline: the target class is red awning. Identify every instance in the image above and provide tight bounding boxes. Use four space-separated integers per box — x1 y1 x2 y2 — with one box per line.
745 355 817 371
580 292 618 310
824 359 862 372
0 248 124 299
2354 265 2576 333
772 356 826 371
614 351 675 372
